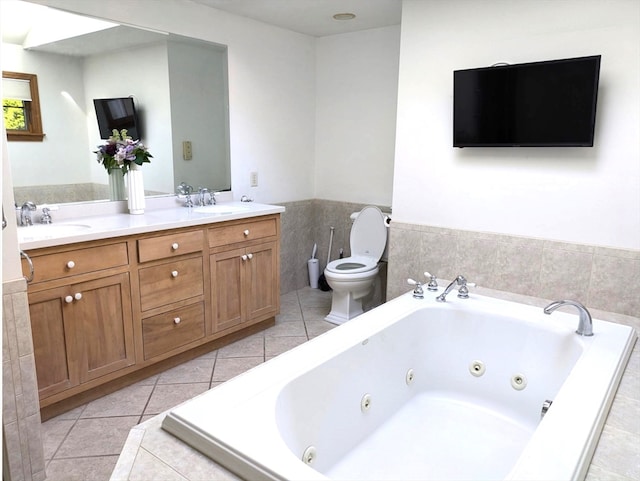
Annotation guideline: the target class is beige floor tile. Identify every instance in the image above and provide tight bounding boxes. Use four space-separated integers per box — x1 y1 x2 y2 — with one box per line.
263 320 307 338
217 335 264 358
212 357 264 382
128 448 188 481
41 418 75 461
81 383 154 418
265 336 307 357
305 320 336 339
302 306 332 322
45 455 119 481
157 358 215 384
55 416 139 458
144 383 210 416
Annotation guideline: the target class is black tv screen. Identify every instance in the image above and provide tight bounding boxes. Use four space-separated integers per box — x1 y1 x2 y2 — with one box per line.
453 55 601 147
94 97 140 140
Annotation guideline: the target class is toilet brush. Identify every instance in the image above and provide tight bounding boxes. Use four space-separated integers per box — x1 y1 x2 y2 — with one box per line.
318 226 334 291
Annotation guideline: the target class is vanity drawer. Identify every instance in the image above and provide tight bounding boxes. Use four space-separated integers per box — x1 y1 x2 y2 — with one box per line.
142 301 205 360
138 230 203 263
25 243 129 284
208 218 277 248
138 257 204 311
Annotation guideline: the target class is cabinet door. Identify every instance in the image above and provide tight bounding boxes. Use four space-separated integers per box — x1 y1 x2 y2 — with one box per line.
246 241 279 321
70 273 135 383
29 287 79 399
210 247 245 332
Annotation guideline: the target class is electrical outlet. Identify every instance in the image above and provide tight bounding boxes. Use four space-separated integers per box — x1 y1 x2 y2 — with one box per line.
182 141 192 160
250 171 258 187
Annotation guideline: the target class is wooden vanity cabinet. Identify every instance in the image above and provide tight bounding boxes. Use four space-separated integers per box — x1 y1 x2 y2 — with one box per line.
22 213 281 412
136 229 207 361
22 242 134 400
209 216 280 332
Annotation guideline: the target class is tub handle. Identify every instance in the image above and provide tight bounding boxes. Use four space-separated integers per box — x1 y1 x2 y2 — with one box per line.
407 278 424 299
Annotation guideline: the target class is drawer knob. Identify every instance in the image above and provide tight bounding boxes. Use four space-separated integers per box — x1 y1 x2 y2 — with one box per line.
65 295 73 303
174 317 181 324
66 260 75 269
74 292 82 301
171 270 179 278
172 242 179 251
243 229 250 236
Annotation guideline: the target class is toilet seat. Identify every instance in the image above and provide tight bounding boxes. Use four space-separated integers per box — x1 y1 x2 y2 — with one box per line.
326 255 378 275
325 206 387 275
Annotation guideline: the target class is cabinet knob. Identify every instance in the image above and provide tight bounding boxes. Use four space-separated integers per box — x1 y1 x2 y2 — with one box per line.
74 292 82 301
241 254 248 261
65 295 73 303
243 229 250 236
171 270 179 278
172 242 179 251
66 260 75 269
174 317 181 324
247 253 253 260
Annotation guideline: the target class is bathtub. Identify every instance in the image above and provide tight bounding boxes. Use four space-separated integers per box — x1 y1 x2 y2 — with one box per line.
162 289 636 481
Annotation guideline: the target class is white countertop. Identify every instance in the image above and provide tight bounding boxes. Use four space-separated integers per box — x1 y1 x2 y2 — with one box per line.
18 202 285 250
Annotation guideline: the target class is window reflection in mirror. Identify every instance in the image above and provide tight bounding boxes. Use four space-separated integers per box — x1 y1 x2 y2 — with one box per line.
2 71 45 142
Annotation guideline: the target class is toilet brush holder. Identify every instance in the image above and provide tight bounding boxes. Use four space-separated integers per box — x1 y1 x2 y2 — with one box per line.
308 258 319 289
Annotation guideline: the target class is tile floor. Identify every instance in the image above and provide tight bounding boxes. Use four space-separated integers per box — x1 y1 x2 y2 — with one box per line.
40 288 337 481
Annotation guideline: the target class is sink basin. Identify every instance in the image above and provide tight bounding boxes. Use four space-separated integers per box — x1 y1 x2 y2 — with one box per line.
18 223 92 241
192 204 250 215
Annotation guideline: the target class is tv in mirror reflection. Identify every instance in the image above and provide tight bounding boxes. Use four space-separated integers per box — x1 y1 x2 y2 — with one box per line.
453 55 601 147
94 97 141 140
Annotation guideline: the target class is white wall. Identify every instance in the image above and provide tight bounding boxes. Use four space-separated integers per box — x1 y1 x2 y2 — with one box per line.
315 26 400 206
393 0 640 250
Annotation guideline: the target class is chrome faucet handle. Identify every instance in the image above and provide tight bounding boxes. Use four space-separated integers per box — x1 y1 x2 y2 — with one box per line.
424 271 439 291
40 207 52 224
457 278 476 299
407 278 424 299
176 183 194 207
20 201 37 226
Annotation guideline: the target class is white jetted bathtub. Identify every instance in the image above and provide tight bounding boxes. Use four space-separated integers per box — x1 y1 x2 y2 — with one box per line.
162 289 636 481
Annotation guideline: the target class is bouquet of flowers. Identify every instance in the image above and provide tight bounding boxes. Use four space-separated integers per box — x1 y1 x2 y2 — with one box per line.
94 129 152 175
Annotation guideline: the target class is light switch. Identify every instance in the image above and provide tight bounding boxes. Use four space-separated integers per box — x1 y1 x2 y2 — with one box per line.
183 141 192 160
250 171 258 187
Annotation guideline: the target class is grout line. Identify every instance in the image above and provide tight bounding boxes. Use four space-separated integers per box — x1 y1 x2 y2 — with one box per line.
138 375 160 423
209 349 219 389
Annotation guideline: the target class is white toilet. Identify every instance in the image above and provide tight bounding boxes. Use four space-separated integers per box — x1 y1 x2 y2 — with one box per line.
324 206 389 325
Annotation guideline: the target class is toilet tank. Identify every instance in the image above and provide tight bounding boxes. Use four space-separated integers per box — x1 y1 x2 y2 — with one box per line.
350 209 391 261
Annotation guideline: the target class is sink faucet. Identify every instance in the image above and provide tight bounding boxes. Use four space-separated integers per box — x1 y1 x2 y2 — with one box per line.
198 187 211 206
543 300 593 336
436 275 475 302
20 201 36 226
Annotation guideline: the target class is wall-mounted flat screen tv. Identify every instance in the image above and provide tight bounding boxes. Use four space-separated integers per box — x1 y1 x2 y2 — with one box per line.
94 97 140 140
453 55 601 147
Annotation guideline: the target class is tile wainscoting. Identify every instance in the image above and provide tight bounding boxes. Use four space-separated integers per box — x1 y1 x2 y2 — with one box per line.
278 199 391 295
387 221 639 318
2 278 46 481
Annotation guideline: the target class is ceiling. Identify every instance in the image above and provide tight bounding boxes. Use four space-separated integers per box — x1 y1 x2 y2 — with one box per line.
189 0 402 37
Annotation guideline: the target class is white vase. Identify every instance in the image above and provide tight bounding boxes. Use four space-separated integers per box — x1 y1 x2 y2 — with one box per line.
127 163 145 214
108 168 126 201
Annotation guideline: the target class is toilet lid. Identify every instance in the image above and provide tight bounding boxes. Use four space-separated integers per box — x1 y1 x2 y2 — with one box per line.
350 206 387 261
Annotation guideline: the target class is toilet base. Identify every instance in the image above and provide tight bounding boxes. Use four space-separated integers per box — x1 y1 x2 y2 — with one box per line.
325 291 364 325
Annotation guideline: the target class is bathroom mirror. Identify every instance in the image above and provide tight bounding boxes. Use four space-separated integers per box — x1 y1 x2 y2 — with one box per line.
2 5 231 205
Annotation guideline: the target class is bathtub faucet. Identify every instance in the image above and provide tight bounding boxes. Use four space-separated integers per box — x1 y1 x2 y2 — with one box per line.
436 275 475 302
543 300 593 336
